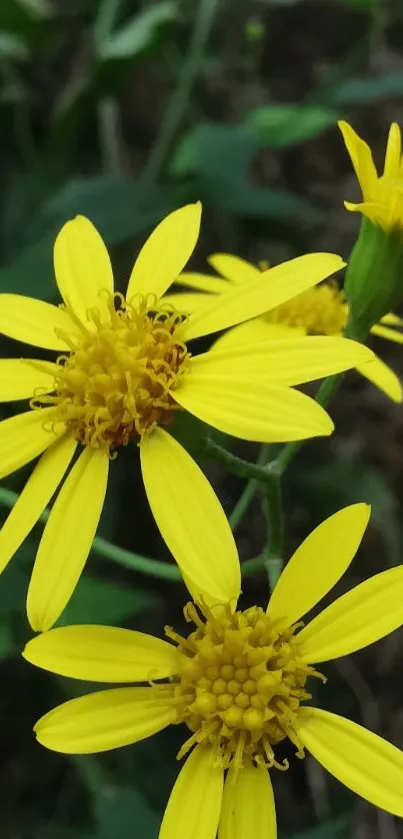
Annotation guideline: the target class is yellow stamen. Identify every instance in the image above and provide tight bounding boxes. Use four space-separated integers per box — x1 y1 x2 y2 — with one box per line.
266 282 348 336
165 602 324 770
31 293 190 452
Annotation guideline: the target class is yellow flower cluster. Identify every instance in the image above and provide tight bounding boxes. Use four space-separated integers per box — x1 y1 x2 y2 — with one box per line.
0 121 403 838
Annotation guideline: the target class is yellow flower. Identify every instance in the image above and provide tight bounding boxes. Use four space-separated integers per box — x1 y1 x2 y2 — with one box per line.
339 120 403 232
24 489 403 836
165 253 403 402
0 205 372 632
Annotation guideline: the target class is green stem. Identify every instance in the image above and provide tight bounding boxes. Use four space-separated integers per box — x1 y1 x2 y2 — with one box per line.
275 372 344 474
0 487 181 582
204 438 280 484
261 471 284 591
275 317 370 475
229 443 274 531
141 0 217 183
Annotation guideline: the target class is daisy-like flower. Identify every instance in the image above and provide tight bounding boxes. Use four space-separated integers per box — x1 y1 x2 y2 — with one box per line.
339 120 403 232
165 254 403 402
0 204 372 633
24 481 403 837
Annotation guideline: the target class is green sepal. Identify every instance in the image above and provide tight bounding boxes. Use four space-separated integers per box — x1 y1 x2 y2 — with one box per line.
344 217 403 338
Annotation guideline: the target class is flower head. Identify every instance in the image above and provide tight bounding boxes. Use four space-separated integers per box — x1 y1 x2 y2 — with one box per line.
339 121 403 331
0 205 372 632
339 120 403 232
24 494 403 837
165 253 403 403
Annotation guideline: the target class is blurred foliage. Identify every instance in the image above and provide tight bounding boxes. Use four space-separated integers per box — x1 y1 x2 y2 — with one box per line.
1 0 403 837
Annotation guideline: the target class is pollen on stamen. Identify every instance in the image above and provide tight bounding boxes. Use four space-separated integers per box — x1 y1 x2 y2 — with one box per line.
164 602 325 771
266 282 348 336
30 292 191 452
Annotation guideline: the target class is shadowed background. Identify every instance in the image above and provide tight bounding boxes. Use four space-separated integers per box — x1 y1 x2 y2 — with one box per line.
1 1 403 837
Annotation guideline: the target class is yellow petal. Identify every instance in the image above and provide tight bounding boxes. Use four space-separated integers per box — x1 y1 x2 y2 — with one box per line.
163 291 213 314
0 408 64 481
23 625 179 682
208 253 260 284
268 504 370 625
126 203 201 302
0 434 76 575
219 762 276 839
379 313 403 327
174 372 333 442
338 121 378 198
54 216 114 324
34 687 174 754
213 318 302 351
140 428 241 606
384 123 401 178
298 563 403 664
27 447 109 632
0 359 57 402
160 745 223 839
176 271 229 293
190 336 374 387
185 254 345 341
0 294 77 350
297 707 403 816
370 323 403 344
357 356 402 403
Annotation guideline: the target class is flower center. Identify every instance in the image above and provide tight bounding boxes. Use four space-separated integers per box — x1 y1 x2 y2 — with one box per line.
33 293 191 451
165 603 324 770
265 282 348 336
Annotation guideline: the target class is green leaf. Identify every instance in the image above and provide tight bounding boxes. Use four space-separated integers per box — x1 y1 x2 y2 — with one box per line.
245 104 339 147
170 123 258 179
98 2 177 61
333 73 403 105
171 122 318 221
56 574 159 627
0 31 28 60
0 176 175 299
16 0 52 17
205 178 319 221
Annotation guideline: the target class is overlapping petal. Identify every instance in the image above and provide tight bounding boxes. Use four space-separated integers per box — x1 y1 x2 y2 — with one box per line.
0 294 77 350
23 625 179 682
54 216 114 324
190 336 374 387
0 434 76 575
163 291 212 314
298 563 403 663
208 253 260 284
297 708 403 817
34 687 175 754
160 745 223 839
213 318 301 349
219 763 276 839
126 203 201 302
177 271 229 293
268 504 370 625
27 447 109 632
140 427 241 606
185 253 345 340
0 408 64 481
0 359 57 402
356 357 402 403
370 323 403 344
383 123 401 178
338 121 378 198
173 373 333 442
